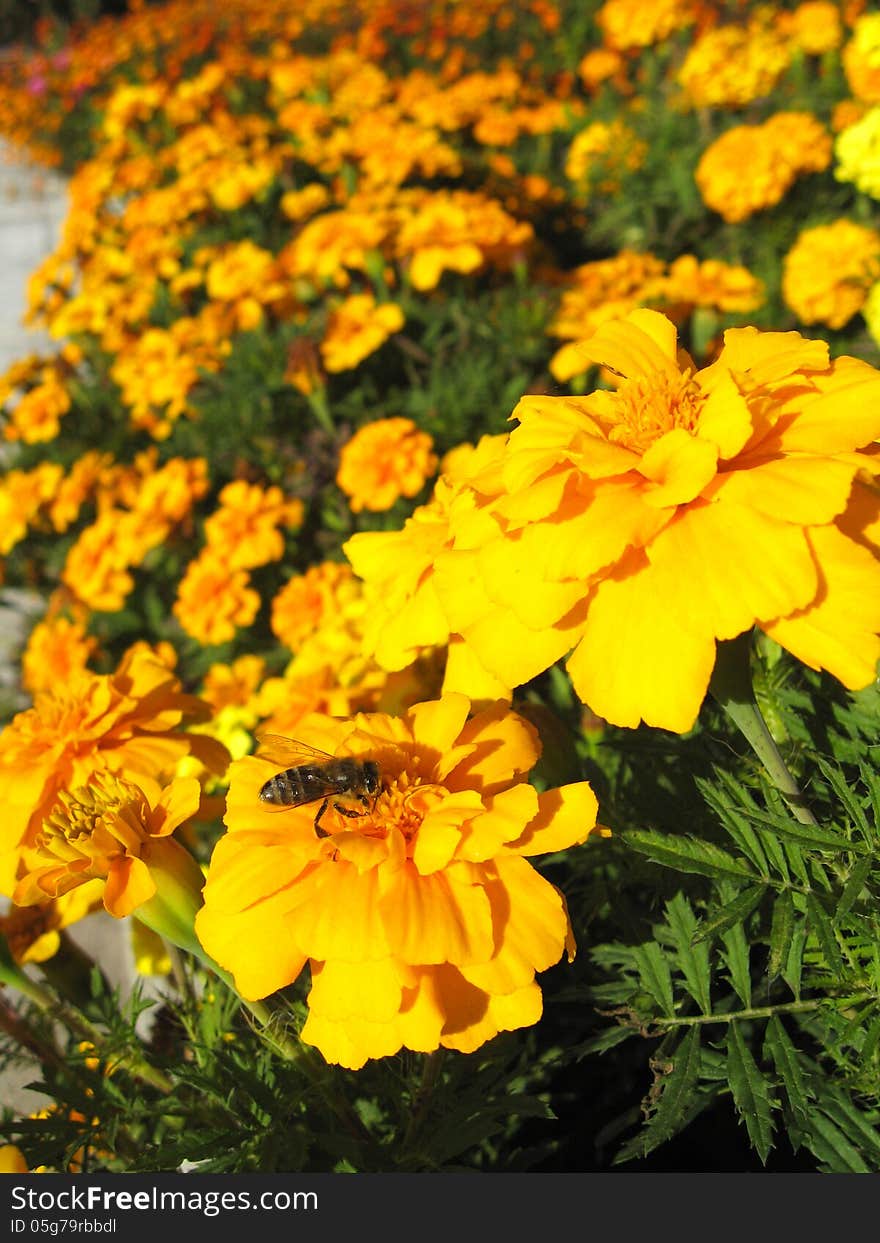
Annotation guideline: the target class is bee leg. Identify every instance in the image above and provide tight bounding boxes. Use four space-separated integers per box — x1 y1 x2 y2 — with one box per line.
314 798 331 838
333 802 368 819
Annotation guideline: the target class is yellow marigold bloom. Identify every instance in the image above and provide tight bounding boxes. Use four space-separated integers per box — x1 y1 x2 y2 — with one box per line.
0 646 227 894
663 256 765 316
48 451 110 533
862 280 880 345
22 616 98 695
835 106 880 198
782 220 880 328
173 551 261 646
281 184 331 222
395 190 533 291
203 480 304 570
337 417 438 513
597 0 696 51
355 310 880 734
777 1 842 54
678 23 792 108
320 294 404 373
271 561 359 651
196 694 598 1068
578 48 629 93
3 366 70 444
201 655 267 712
60 514 136 612
696 113 832 223
843 13 880 103
0 463 63 554
14 771 203 923
565 120 647 194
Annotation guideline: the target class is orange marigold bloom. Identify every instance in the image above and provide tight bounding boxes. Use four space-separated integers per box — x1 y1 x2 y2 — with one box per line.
565 120 647 194
320 294 404 373
395 189 533 290
337 417 438 513
678 23 792 108
0 462 63 554
3 366 70 444
596 0 697 50
0 885 102 965
13 771 203 922
843 13 880 103
195 694 598 1068
777 1 842 55
203 480 303 570
22 616 98 695
350 311 880 734
695 113 832 223
270 561 359 651
173 551 261 646
782 220 880 328
0 647 228 894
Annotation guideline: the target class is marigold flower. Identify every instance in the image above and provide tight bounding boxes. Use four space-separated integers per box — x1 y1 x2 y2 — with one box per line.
0 1146 29 1174
834 107 880 199
777 1 842 55
355 310 880 734
843 13 880 103
22 615 98 695
696 113 832 223
337 417 438 513
203 480 303 570
782 220 880 328
597 0 696 50
565 120 647 194
14 772 204 927
173 551 261 646
196 694 598 1068
678 23 792 108
320 294 404 373
0 646 228 894
0 884 102 965
271 561 359 651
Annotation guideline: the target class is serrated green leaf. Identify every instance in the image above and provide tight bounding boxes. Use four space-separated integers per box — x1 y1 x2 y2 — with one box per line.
632 942 675 1018
623 830 757 882
720 915 753 1007
782 918 806 1000
807 1112 871 1174
726 1023 775 1164
767 890 795 981
860 1012 880 1067
763 1015 813 1128
612 1028 706 1164
815 757 869 835
818 1092 880 1164
665 893 711 1013
576 1024 637 1057
743 809 866 855
692 885 764 951
805 892 845 975
835 855 875 923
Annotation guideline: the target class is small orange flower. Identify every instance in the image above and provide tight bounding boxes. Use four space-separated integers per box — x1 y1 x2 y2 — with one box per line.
196 694 598 1069
337 417 438 513
319 294 404 373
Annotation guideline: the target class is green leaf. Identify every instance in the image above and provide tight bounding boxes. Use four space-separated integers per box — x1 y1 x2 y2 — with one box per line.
807 1112 871 1174
805 892 845 975
815 756 869 835
818 1092 880 1165
743 809 866 855
720 918 753 1008
691 885 764 950
665 893 711 1013
726 1023 775 1164
612 1027 705 1164
632 942 675 1018
835 855 875 924
782 919 806 1000
767 890 795 982
576 1025 637 1057
623 830 757 882
763 1015 813 1128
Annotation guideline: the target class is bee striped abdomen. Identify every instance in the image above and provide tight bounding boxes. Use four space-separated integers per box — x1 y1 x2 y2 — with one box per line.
260 765 330 806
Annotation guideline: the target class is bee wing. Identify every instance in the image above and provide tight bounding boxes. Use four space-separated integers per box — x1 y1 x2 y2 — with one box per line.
253 731 336 768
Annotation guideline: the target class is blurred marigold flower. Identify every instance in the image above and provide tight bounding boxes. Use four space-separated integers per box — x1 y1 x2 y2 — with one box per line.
336 417 438 513
351 310 880 734
173 551 261 646
843 13 880 103
0 646 228 894
195 694 599 1069
271 561 359 651
0 1145 30 1173
696 112 831 223
834 106 880 199
678 23 791 108
14 771 203 926
203 480 304 570
782 220 880 328
0 884 102 965
22 615 97 695
319 293 404 373
596 0 696 50
776 1 842 55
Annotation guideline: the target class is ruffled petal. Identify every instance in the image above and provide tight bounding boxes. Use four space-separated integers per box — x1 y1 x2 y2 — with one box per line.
103 855 156 919
508 782 599 856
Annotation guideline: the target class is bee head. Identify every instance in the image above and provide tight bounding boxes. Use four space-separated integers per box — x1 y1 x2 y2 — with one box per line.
363 761 382 796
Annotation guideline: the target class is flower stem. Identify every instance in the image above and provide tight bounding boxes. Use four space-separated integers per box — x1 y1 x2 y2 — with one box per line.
652 992 875 1029
709 632 818 826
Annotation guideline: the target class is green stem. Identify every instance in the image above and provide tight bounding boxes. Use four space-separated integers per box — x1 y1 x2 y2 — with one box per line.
709 632 818 826
653 992 875 1030
402 1050 445 1153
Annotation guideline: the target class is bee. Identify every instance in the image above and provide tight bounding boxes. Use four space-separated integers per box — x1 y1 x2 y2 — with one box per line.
256 733 382 838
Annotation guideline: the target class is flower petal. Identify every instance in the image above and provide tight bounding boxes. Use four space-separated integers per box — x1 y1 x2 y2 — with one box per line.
440 700 540 795
639 428 719 507
307 957 402 1023
103 855 156 919
508 782 599 856
707 454 860 526
378 862 494 965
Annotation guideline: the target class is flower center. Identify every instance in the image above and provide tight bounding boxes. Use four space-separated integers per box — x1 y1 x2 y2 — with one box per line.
603 370 705 455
